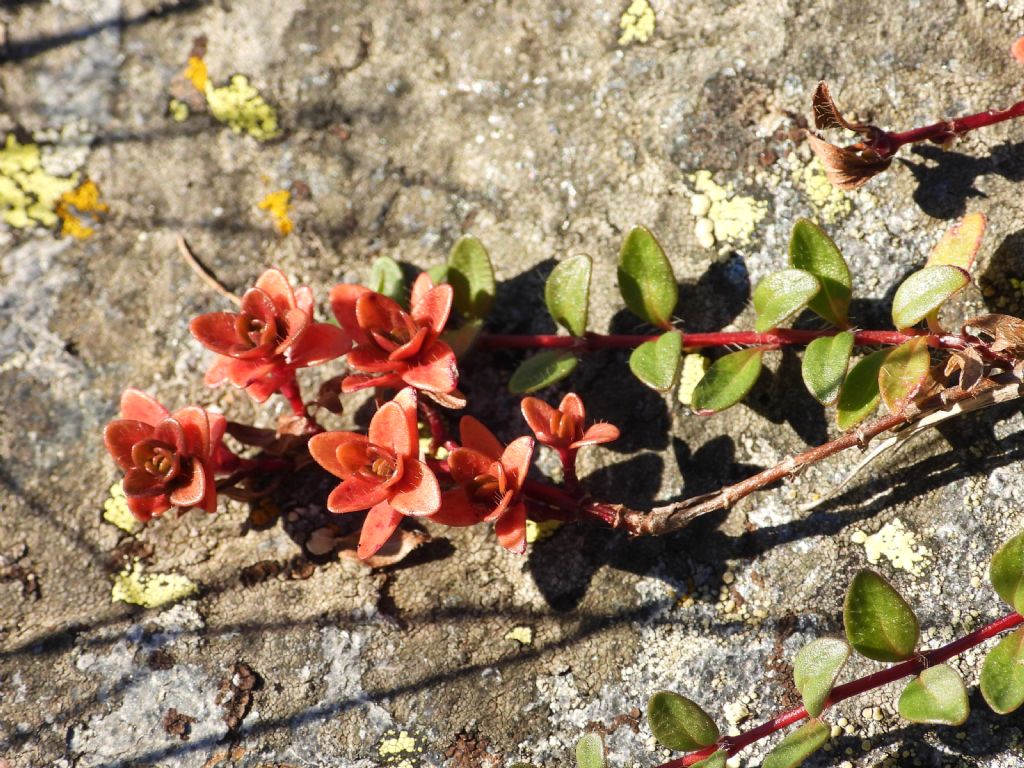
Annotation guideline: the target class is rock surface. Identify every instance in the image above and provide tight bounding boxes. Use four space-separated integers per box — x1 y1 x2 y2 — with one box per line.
3 1 1024 767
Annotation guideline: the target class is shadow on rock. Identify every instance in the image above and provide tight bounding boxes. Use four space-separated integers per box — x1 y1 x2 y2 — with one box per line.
901 142 1024 220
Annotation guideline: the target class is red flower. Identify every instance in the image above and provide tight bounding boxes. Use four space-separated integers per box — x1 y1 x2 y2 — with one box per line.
330 272 458 395
430 417 534 555
520 393 619 452
190 268 351 402
308 387 441 558
103 389 227 521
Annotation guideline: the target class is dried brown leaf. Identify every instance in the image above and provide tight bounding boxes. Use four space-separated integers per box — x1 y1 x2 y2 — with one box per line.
424 388 467 409
944 347 985 392
806 133 893 190
337 525 431 568
812 81 869 132
964 314 1024 356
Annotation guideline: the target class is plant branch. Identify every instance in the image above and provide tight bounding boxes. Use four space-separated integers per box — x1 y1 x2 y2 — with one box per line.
176 235 242 306
663 611 1024 767
875 98 1024 158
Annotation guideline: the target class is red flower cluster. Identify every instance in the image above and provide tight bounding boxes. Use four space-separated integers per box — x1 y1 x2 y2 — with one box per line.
430 417 534 555
103 389 226 520
308 387 441 558
331 273 458 396
190 269 350 402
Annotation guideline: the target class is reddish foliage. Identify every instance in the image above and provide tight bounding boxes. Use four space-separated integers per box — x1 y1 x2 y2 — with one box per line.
521 392 619 451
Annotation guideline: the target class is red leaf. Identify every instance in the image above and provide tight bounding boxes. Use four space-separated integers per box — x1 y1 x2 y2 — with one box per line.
357 501 404 559
495 501 528 554
459 416 503 460
327 475 390 513
389 458 441 516
120 389 168 426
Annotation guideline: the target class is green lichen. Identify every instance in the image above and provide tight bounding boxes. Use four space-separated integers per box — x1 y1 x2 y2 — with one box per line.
204 75 281 141
102 481 140 533
689 170 768 249
0 134 78 229
677 353 710 406
794 158 853 223
851 519 931 575
378 729 424 768
618 0 655 45
504 626 534 645
525 518 561 543
111 561 198 608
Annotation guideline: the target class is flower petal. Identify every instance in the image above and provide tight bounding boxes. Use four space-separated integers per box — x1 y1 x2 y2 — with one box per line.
482 489 513 523
459 416 503 460
369 392 418 458
255 268 297 316
244 373 287 403
169 458 206 507
495 500 528 554
559 392 586 422
126 493 171 521
447 447 493 485
172 405 211 457
389 458 441 516
204 355 233 387
154 418 187 454
348 345 399 373
341 372 403 393
387 326 428 362
104 420 154 469
430 488 484 527
401 340 458 393
295 285 315 316
356 291 405 334
200 462 218 513
327 475 390 513
329 284 372 345
288 322 352 367
189 312 253 357
208 410 227 448
571 423 621 449
308 431 368 478
500 436 534 490
411 283 453 335
410 271 434 309
123 467 165 496
520 397 557 443
275 307 311 356
357 500 404 559
119 389 168 425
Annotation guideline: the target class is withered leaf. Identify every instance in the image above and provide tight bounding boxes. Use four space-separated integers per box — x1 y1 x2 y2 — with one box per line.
964 314 1024 357
337 524 432 568
424 388 467 410
316 375 346 414
806 133 893 190
944 347 985 392
812 81 869 133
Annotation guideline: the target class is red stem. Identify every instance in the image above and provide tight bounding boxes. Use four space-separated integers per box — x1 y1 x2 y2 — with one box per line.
477 329 959 352
881 98 1024 155
279 373 324 433
662 612 1024 767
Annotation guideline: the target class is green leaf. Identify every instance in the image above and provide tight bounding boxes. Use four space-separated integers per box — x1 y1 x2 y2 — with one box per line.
926 212 986 272
878 337 930 413
509 350 578 394
691 349 763 415
793 638 850 717
618 226 678 329
692 750 727 768
898 664 969 725
368 256 405 303
545 254 591 337
752 269 820 332
426 264 449 285
574 732 605 768
647 691 719 752
762 721 830 768
629 331 683 392
836 349 888 430
448 235 496 319
990 532 1024 613
789 219 852 327
441 318 483 360
981 627 1024 714
801 331 854 406
891 265 970 330
843 569 920 662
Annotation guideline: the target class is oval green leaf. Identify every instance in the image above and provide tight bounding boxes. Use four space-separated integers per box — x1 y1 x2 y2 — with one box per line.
891 265 970 330
426 263 449 285
448 235 496 319
990 531 1024 613
981 627 1024 714
878 337 930 414
647 691 719 752
801 331 854 406
836 349 888 430
898 664 969 725
789 219 852 327
369 256 405 303
690 349 763 415
508 350 578 394
793 637 850 717
618 226 678 329
629 331 682 392
441 318 483 360
762 720 830 768
926 212 986 272
752 269 820 333
575 732 605 768
546 254 592 337
843 569 920 662
692 750 727 768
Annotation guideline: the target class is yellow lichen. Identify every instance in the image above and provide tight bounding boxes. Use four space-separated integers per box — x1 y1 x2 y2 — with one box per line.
205 75 281 141
378 730 423 768
677 353 710 406
257 189 294 235
102 481 140 533
618 0 656 45
111 560 198 608
168 98 191 123
794 158 852 223
57 179 108 239
0 134 78 229
504 626 533 645
851 519 930 575
689 170 768 249
183 55 209 92
525 518 562 543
